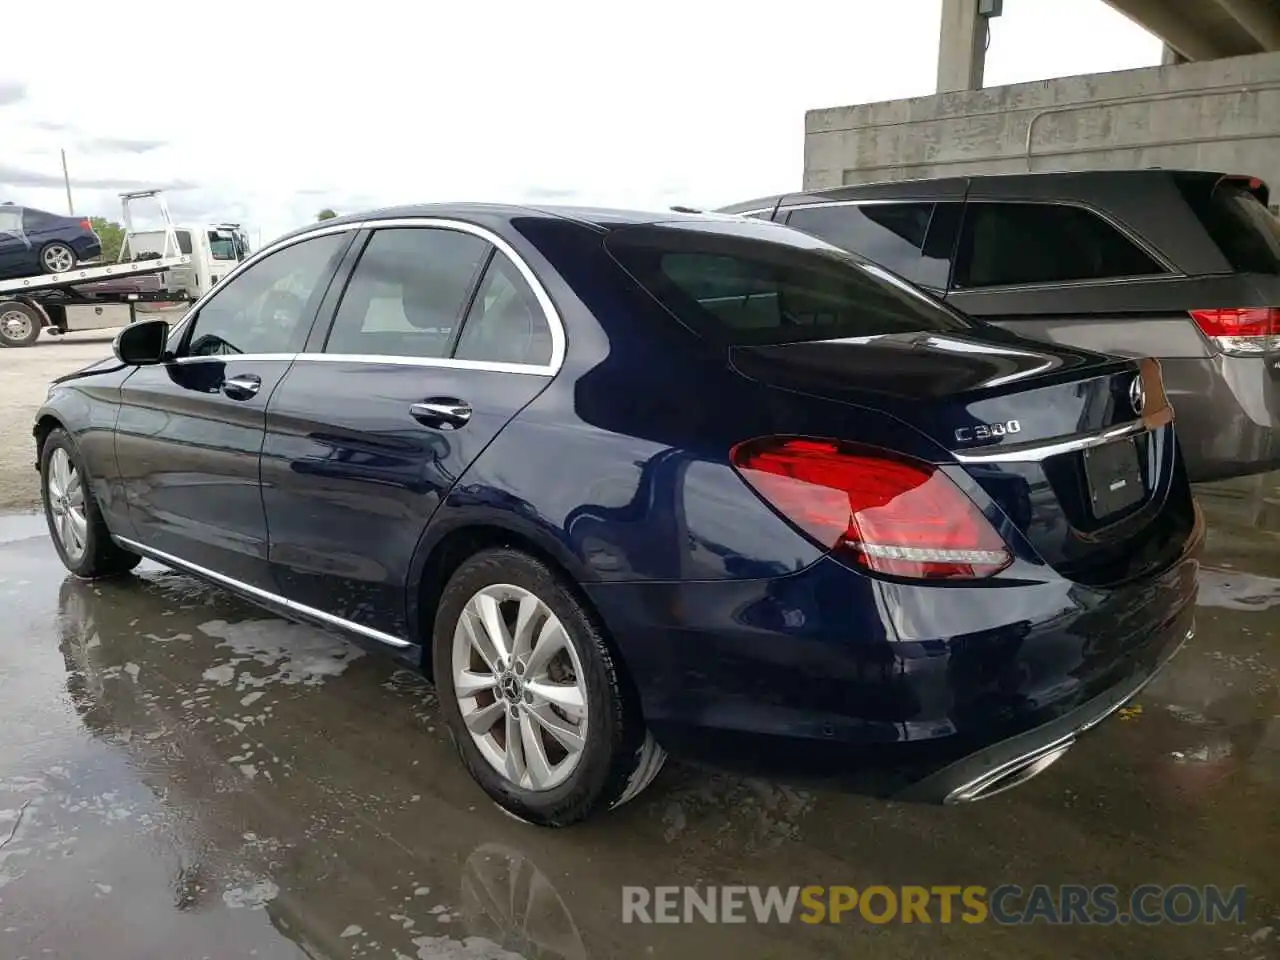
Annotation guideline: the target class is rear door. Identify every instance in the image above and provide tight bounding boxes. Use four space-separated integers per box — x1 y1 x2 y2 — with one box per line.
261 221 559 642
116 229 353 590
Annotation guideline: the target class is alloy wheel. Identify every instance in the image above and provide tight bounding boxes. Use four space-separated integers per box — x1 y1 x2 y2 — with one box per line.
43 244 75 273
47 447 88 563
451 583 588 791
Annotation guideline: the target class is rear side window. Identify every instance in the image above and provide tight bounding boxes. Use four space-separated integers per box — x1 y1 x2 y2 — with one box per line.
786 201 955 290
453 254 553 365
955 202 1164 288
605 222 973 347
1177 178 1280 275
175 230 194 255
324 227 489 359
22 208 57 230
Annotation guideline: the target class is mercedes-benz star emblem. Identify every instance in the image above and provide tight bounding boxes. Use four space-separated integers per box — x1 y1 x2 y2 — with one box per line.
1129 375 1145 416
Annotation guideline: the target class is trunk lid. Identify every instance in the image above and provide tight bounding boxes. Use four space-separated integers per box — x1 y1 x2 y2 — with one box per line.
600 218 1196 586
730 329 1193 585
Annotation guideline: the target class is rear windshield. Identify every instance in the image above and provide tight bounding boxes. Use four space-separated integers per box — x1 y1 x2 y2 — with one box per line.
604 221 972 346
1178 176 1280 275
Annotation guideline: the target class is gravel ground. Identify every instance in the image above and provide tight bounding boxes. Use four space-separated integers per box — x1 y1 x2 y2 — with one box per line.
0 330 122 511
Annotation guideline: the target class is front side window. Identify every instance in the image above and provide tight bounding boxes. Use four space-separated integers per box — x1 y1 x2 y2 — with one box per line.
208 231 238 261
606 221 973 347
453 254 553 365
323 227 490 359
0 207 24 237
954 202 1164 288
184 232 346 357
786 202 946 287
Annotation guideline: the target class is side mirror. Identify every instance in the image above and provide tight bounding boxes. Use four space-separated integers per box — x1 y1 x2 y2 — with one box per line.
112 318 170 366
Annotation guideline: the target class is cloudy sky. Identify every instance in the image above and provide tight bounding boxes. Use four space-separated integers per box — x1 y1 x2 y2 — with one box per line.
0 1 1160 245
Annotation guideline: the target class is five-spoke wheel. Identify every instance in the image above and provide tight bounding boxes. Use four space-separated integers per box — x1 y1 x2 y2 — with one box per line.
40 242 76 274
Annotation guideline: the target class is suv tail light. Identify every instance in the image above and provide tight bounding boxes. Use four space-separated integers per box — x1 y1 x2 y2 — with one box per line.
79 219 93 231
730 437 1011 580
1190 307 1280 355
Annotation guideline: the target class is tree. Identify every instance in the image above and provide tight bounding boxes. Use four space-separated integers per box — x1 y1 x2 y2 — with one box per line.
317 208 337 221
89 217 126 262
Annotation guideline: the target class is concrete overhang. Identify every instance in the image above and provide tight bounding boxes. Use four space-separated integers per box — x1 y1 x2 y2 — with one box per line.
1104 0 1280 60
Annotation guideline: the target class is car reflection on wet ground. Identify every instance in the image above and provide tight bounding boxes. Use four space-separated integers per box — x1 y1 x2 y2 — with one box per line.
0 480 1277 960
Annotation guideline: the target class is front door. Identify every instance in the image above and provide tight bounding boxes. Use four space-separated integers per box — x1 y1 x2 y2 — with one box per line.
0 205 30 278
262 223 558 640
115 229 353 589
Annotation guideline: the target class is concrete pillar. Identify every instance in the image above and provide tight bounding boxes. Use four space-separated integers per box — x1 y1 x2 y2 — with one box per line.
937 0 987 93
1162 43 1188 65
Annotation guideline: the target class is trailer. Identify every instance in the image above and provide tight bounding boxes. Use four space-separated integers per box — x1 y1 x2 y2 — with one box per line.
0 190 194 348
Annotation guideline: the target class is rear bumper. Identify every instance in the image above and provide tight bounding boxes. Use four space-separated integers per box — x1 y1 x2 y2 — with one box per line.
899 619 1191 803
71 235 102 262
1162 355 1280 481
587 531 1201 800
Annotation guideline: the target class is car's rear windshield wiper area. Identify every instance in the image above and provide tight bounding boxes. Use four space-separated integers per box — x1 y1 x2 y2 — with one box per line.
604 221 975 346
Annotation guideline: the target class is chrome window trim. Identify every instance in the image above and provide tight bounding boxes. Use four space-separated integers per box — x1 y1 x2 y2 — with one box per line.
951 419 1151 464
115 536 411 649
296 353 554 376
171 352 555 376
782 197 939 213
170 217 566 377
175 353 296 365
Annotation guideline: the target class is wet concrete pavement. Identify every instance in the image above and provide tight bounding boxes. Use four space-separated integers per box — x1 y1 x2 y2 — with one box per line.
0 484 1278 960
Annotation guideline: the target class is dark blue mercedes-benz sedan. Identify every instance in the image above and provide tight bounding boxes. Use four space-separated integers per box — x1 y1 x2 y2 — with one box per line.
32 204 1202 825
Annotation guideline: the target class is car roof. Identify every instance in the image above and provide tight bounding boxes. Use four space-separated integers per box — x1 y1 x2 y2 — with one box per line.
718 168 1265 212
274 203 752 246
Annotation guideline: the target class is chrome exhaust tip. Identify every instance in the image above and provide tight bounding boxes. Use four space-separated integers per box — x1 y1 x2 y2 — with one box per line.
944 738 1075 804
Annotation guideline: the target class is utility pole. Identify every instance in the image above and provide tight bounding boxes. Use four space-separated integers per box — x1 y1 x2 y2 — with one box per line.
61 148 74 215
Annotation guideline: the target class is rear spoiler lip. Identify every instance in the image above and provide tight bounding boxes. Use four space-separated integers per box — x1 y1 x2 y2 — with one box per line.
1217 173 1271 208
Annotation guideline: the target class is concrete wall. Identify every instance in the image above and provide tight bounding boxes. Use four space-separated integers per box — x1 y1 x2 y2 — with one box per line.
804 51 1280 201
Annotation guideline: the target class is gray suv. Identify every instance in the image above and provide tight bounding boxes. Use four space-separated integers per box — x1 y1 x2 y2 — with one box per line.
721 170 1280 482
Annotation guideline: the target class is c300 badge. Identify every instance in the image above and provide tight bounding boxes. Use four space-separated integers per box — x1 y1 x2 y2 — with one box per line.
955 420 1021 443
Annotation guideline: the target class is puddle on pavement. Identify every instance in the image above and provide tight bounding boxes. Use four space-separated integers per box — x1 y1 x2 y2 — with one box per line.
1 490 1278 959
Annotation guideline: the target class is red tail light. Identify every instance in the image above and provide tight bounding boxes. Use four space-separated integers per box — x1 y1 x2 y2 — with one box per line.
1189 308 1280 355
730 437 1011 580
79 219 93 231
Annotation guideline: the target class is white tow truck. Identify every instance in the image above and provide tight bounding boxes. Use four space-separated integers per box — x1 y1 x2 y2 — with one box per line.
0 190 249 348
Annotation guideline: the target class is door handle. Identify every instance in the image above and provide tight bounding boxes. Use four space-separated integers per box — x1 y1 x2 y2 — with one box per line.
221 374 262 400
409 399 472 429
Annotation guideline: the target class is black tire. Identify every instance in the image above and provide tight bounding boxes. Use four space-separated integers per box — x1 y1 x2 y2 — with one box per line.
0 301 41 347
432 548 665 826
40 428 141 579
39 241 76 274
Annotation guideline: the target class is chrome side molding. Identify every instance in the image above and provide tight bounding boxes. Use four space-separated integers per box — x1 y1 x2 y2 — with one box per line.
114 536 411 649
